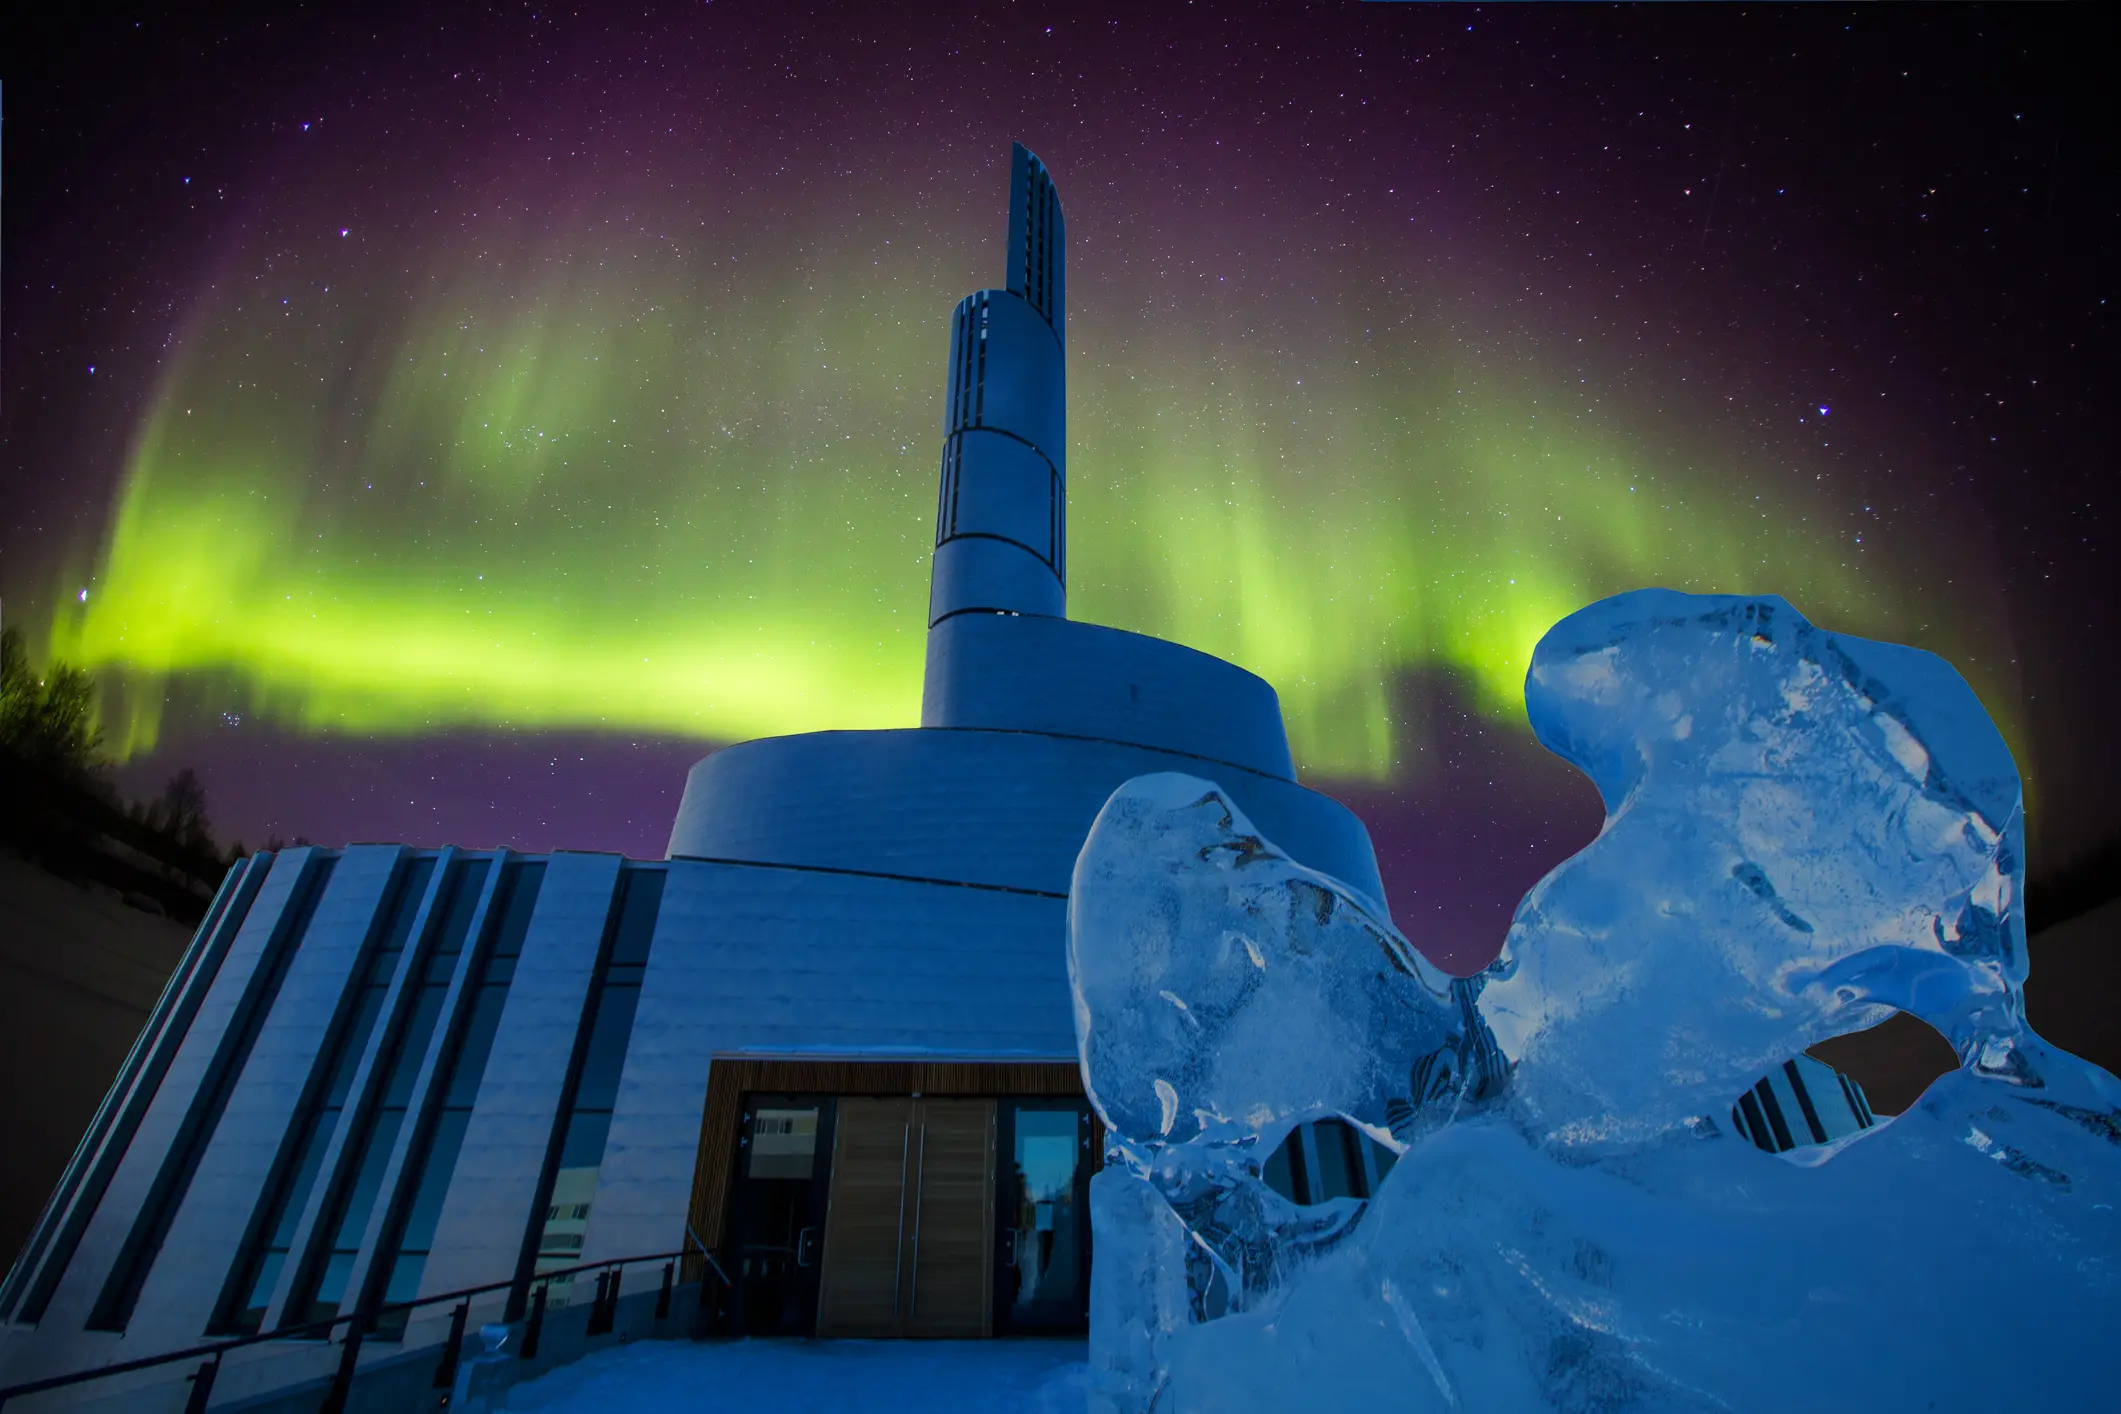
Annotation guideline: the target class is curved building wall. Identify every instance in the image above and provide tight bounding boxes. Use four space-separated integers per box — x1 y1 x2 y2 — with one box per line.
1004 141 1064 344
921 611 1297 782
665 725 1383 913
930 288 1066 625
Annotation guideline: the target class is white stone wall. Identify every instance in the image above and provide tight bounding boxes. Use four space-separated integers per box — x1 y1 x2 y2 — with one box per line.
581 859 1072 1268
326 852 509 1325
127 846 402 1348
4 841 1095 1388
668 726 1387 912
253 847 461 1332
417 852 622 1302
921 612 1298 782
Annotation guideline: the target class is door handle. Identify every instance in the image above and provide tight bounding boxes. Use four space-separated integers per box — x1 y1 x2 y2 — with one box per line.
1001 1227 1018 1266
796 1225 821 1267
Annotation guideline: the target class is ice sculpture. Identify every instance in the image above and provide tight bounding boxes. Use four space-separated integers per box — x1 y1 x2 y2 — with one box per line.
1070 772 1490 1154
1069 774 1507 1404
1071 590 2121 1414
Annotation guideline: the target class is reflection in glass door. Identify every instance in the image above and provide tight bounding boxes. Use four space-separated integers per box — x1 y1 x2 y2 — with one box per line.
725 1094 835 1335
996 1100 1091 1331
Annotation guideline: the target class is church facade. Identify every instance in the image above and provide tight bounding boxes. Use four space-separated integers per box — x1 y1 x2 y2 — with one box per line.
0 146 1396 1402
0 146 1871 1407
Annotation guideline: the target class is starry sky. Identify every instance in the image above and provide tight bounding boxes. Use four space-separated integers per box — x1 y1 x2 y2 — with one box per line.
2 2 2114 973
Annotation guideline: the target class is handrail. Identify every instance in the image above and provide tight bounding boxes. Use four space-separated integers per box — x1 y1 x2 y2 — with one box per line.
683 1221 734 1292
0 1244 726 1408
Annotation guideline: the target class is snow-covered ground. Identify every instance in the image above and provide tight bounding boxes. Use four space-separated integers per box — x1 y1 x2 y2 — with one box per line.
501 1337 1091 1412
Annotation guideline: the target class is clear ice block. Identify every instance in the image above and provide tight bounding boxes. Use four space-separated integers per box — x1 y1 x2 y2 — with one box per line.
1071 590 2121 1413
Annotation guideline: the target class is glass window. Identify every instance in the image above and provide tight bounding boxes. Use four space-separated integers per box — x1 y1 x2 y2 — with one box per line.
442 986 508 1109
397 1109 471 1242
365 861 545 1336
310 1251 356 1312
1261 1133 1300 1203
329 1109 403 1249
608 876 661 967
747 1108 820 1180
1309 1119 1361 1202
1260 1120 1390 1205
209 847 426 1331
1001 1101 1092 1331
518 868 664 1305
284 858 489 1327
1007 1107 1085 1320
380 987 448 1109
556 1110 615 1171
569 986 641 1111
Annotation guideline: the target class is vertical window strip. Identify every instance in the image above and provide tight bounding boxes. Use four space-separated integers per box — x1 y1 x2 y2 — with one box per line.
1737 1091 1774 1153
948 305 961 429
282 858 491 1327
1037 174 1052 320
935 442 951 546
1837 1070 1875 1129
512 869 666 1311
1282 1127 1312 1204
1371 1134 1398 1186
362 862 547 1335
2 855 272 1324
973 293 989 424
1783 1060 1830 1145
1050 465 1063 575
1853 1074 1875 1126
1025 168 1038 311
1754 1078 1796 1152
1308 1120 1359 1202
210 856 438 1334
86 855 339 1332
963 301 976 428
944 440 962 543
1026 166 1051 320
953 303 975 433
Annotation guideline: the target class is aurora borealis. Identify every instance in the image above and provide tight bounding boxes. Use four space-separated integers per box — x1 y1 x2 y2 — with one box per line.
5 3 2114 963
49 196 1937 772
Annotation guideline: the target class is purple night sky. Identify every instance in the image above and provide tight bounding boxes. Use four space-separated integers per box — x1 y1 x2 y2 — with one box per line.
4 3 2114 976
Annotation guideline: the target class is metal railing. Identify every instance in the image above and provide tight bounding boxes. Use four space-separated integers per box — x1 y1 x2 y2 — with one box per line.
0 1247 722 1413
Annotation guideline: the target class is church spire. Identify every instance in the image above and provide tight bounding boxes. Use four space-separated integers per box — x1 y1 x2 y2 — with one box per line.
927 144 1067 628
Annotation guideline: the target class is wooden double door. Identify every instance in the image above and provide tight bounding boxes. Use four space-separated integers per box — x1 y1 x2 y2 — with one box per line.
706 1068 1095 1339
815 1097 995 1338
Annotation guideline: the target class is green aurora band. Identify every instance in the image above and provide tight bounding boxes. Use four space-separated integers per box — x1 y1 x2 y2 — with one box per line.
45 187 1981 781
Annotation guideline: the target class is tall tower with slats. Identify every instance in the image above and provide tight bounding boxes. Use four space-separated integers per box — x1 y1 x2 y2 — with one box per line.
928 143 1067 626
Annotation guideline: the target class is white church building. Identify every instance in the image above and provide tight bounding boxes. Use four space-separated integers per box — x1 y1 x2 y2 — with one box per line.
0 146 1868 1412
0 147 1404 1409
